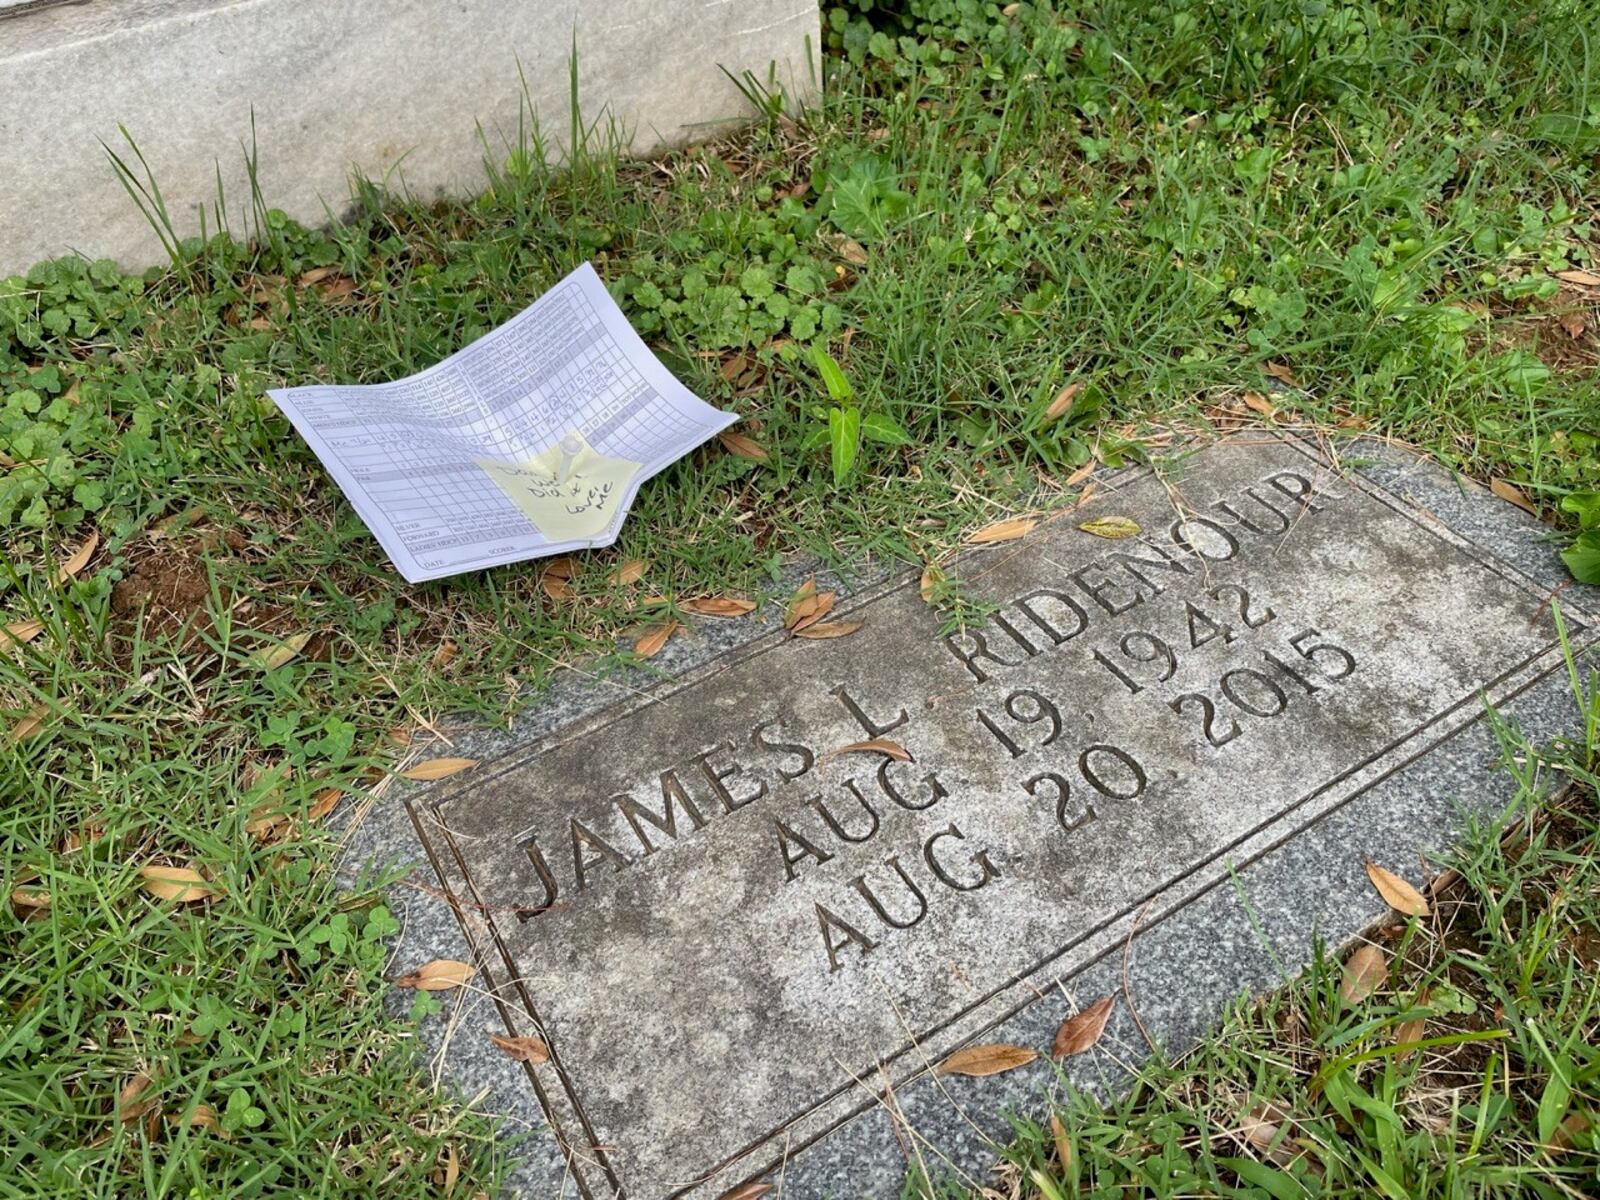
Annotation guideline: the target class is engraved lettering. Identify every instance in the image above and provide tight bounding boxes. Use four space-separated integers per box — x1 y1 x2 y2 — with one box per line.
923 823 1001 892
1265 470 1324 513
1013 588 1089 645
830 683 910 737
809 781 882 844
618 782 707 856
875 759 949 811
569 818 632 892
694 741 767 813
1071 560 1147 616
816 903 877 972
1170 516 1240 561
1108 540 1191 595
850 856 929 930
750 719 815 781
515 832 562 922
777 819 835 881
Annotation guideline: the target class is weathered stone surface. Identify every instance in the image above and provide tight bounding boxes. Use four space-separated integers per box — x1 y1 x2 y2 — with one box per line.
396 434 1596 1196
0 0 817 273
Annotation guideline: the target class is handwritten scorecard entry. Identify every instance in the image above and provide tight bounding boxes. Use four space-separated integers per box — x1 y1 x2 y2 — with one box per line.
267 263 735 582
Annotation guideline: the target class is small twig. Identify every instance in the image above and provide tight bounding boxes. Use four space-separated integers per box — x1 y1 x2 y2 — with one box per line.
1122 897 1158 1054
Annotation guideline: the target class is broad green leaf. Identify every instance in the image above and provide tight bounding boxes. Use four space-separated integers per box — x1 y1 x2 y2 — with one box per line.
1217 1158 1308 1200
1560 491 1600 530
811 345 853 403
829 406 860 484
1538 1061 1574 1143
861 411 912 446
1561 531 1600 585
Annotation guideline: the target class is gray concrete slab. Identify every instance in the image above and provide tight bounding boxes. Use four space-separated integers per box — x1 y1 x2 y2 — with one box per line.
341 432 1598 1198
0 0 818 273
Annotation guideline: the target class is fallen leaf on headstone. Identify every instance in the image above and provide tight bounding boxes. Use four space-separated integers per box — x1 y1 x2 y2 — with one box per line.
1262 361 1299 387
716 1183 773 1200
53 530 99 584
1053 995 1114 1057
919 564 944 604
784 578 822 630
8 702 48 743
245 631 312 671
489 1032 551 1064
1340 944 1388 1002
633 621 679 658
682 597 757 618
1044 381 1083 423
720 431 770 462
1242 391 1277 419
1554 268 1600 288
138 866 220 903
1 618 44 651
936 1043 1038 1077
829 738 913 763
395 959 477 991
968 516 1038 545
1488 479 1538 515
1078 516 1141 539
794 619 864 640
611 558 649 586
788 590 837 634
401 757 479 781
1365 861 1430 916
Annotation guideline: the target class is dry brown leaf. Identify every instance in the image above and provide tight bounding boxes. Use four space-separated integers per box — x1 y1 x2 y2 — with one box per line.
139 865 219 903
794 619 864 640
297 265 338 287
118 1071 157 1122
1393 994 1427 1058
1365 861 1430 917
836 238 868 266
182 1102 222 1133
1078 516 1141 539
11 884 51 911
784 578 819 628
53 530 99 584
1262 361 1299 387
1549 1112 1593 1152
541 574 574 601
395 959 477 991
307 788 341 822
1053 995 1114 1057
402 757 479 782
830 738 913 763
633 621 679 658
968 516 1038 545
543 556 576 580
936 1043 1038 1077
245 630 312 671
1554 268 1600 288
1050 1112 1072 1170
1044 381 1083 423
612 558 649 585
489 1032 551 1064
244 801 290 841
719 352 749 382
434 638 459 668
787 589 837 634
719 430 770 462
1242 391 1277 418
442 1143 460 1194
1488 479 1538 516
1239 1102 1297 1166
1559 310 1588 340
1065 462 1096 487
1340 944 1388 1002
1 618 44 651
8 702 48 743
919 564 944 604
682 597 757 618
716 1184 773 1200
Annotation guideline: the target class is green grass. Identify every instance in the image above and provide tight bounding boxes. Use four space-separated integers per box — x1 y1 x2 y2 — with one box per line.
2 0 1598 1196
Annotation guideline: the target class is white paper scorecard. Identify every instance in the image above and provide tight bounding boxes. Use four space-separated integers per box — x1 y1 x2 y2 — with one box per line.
267 262 736 582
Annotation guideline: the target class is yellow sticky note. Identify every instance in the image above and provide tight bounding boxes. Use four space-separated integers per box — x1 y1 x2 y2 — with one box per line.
478 433 641 543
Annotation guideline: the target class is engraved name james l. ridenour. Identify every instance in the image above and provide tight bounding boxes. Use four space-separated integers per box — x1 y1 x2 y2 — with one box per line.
412 436 1580 1197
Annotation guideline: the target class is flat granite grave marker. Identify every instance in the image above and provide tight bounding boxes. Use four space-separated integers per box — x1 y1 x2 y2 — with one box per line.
395 434 1595 1197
